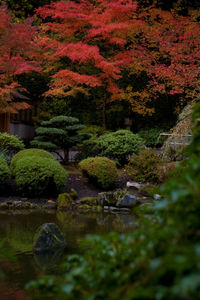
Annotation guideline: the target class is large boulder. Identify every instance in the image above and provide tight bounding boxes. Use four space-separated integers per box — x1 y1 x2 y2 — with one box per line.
116 193 136 208
33 223 66 253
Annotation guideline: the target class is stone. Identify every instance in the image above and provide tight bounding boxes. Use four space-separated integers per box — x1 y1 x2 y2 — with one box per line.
69 188 78 200
80 197 97 205
97 192 117 207
0 202 9 210
110 206 130 213
33 223 66 253
57 193 73 210
126 181 141 190
116 193 136 208
154 194 161 200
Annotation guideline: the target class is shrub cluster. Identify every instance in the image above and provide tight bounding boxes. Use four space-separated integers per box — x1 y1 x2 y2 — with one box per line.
11 149 68 196
138 127 163 147
0 133 24 154
79 157 118 189
0 157 11 186
93 130 144 165
126 148 162 183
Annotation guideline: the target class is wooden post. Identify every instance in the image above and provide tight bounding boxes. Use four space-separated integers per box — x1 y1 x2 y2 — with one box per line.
0 113 10 133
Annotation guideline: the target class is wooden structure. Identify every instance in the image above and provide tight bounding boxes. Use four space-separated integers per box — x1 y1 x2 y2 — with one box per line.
0 113 10 133
0 109 35 141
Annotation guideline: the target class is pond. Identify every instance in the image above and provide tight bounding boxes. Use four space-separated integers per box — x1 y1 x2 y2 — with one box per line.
0 210 135 299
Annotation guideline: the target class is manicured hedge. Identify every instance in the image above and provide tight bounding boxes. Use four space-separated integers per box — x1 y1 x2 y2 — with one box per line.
11 148 68 195
13 156 68 196
10 148 56 173
79 157 118 189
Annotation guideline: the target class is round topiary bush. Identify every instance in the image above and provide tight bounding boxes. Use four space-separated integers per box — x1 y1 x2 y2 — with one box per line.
79 157 118 189
10 148 56 173
12 156 68 196
93 130 144 165
0 157 11 186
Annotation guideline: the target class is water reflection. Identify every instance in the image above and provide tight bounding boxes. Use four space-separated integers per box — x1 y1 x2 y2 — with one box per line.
0 210 135 299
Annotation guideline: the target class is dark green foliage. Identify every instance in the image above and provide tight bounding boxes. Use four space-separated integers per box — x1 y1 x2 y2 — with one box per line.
0 157 11 185
79 157 118 189
0 0 52 20
93 130 144 165
136 0 200 13
13 156 68 196
76 125 109 161
138 128 163 147
31 116 90 163
10 148 55 174
27 102 200 299
126 148 162 183
0 133 24 154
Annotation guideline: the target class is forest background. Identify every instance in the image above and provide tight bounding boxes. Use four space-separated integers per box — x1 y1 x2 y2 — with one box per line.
1 0 200 133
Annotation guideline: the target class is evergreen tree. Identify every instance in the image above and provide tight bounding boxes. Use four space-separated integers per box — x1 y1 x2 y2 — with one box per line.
31 116 90 163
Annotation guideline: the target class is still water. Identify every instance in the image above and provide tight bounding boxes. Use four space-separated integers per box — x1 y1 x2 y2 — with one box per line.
0 210 135 300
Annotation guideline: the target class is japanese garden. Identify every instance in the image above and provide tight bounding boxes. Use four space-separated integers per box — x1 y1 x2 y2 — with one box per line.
0 0 200 299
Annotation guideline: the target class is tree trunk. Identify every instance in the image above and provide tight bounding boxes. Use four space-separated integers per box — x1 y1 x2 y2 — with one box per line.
102 97 106 129
63 149 69 164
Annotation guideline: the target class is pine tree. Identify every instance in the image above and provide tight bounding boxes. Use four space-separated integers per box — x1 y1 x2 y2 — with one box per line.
31 116 90 163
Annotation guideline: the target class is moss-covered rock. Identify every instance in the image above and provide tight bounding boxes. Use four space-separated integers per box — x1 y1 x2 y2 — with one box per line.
33 223 66 253
69 188 78 200
97 190 128 207
57 193 73 209
0 202 9 210
80 197 97 205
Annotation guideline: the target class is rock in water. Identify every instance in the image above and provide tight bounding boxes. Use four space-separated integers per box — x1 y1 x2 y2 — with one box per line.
116 194 136 208
33 223 66 253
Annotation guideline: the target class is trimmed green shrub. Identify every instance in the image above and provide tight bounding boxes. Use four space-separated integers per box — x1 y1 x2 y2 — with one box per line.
12 157 68 196
0 157 11 185
93 129 144 165
126 148 162 183
31 116 90 163
138 128 163 147
10 148 55 174
79 157 118 189
0 132 24 154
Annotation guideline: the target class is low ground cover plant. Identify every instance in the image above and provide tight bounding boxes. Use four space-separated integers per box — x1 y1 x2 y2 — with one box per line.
79 157 118 189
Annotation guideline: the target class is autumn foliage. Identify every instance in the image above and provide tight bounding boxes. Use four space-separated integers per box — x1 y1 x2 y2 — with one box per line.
1 1 200 120
0 4 40 113
126 8 200 115
35 1 200 119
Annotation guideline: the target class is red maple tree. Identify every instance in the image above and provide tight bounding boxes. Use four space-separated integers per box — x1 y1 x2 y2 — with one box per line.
0 4 41 113
36 0 138 126
126 7 200 115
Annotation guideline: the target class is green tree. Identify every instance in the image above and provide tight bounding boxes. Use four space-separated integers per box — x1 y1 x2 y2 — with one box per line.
31 116 90 163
